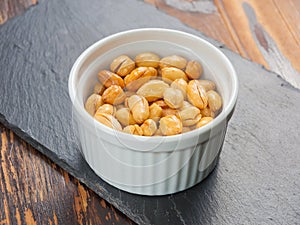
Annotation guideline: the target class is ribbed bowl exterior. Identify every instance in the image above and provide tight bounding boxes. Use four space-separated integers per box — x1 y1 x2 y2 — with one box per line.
74 110 228 195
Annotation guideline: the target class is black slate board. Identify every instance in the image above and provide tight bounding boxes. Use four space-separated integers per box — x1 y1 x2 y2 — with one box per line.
1 0 300 224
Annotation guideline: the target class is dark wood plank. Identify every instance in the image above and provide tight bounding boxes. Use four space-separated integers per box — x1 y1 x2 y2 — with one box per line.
0 123 135 225
0 0 37 24
145 0 300 88
145 0 238 53
219 0 300 88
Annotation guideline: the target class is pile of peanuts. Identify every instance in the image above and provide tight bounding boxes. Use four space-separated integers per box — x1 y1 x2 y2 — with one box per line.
85 52 222 136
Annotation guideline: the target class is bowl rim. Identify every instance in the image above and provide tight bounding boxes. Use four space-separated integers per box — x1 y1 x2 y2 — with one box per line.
68 28 238 145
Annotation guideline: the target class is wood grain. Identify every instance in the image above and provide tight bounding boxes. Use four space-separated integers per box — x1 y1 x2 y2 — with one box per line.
145 0 300 88
220 0 300 88
0 123 135 225
145 0 238 52
0 0 37 24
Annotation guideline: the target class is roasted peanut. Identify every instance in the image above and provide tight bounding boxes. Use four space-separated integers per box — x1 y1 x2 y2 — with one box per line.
163 88 184 109
197 80 216 91
94 113 122 131
200 107 215 118
185 114 202 126
86 52 222 135
85 94 103 116
124 67 157 91
185 60 203 79
110 55 135 77
98 70 125 88
179 106 200 120
149 103 163 122
93 82 105 95
137 80 169 102
161 67 188 83
115 108 136 126
135 52 160 68
196 117 213 128
187 80 208 109
127 95 149 124
159 115 182 136
96 104 115 115
159 55 187 69
170 78 187 99
153 99 168 109
180 100 193 109
123 125 134 134
102 85 126 105
178 106 201 126
123 124 143 135
161 108 179 117
207 90 222 112
141 119 157 136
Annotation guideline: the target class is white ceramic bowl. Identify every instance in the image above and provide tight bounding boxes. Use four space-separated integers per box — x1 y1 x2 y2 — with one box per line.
68 28 238 195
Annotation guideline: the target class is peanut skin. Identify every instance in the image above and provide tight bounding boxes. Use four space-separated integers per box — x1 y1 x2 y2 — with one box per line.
102 85 126 105
127 95 149 124
110 55 135 77
141 119 157 136
124 67 157 91
159 115 183 136
94 113 122 131
85 94 103 116
185 60 203 79
135 52 160 68
207 90 222 112
98 70 124 88
187 80 208 109
159 55 187 69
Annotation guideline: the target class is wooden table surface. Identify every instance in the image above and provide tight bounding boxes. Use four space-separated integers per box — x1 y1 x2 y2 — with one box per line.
1 0 299 224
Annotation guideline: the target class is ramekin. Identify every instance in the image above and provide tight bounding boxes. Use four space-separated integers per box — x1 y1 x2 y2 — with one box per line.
68 28 238 195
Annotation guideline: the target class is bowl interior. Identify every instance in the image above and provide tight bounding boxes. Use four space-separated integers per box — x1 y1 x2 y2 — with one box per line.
78 40 230 111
